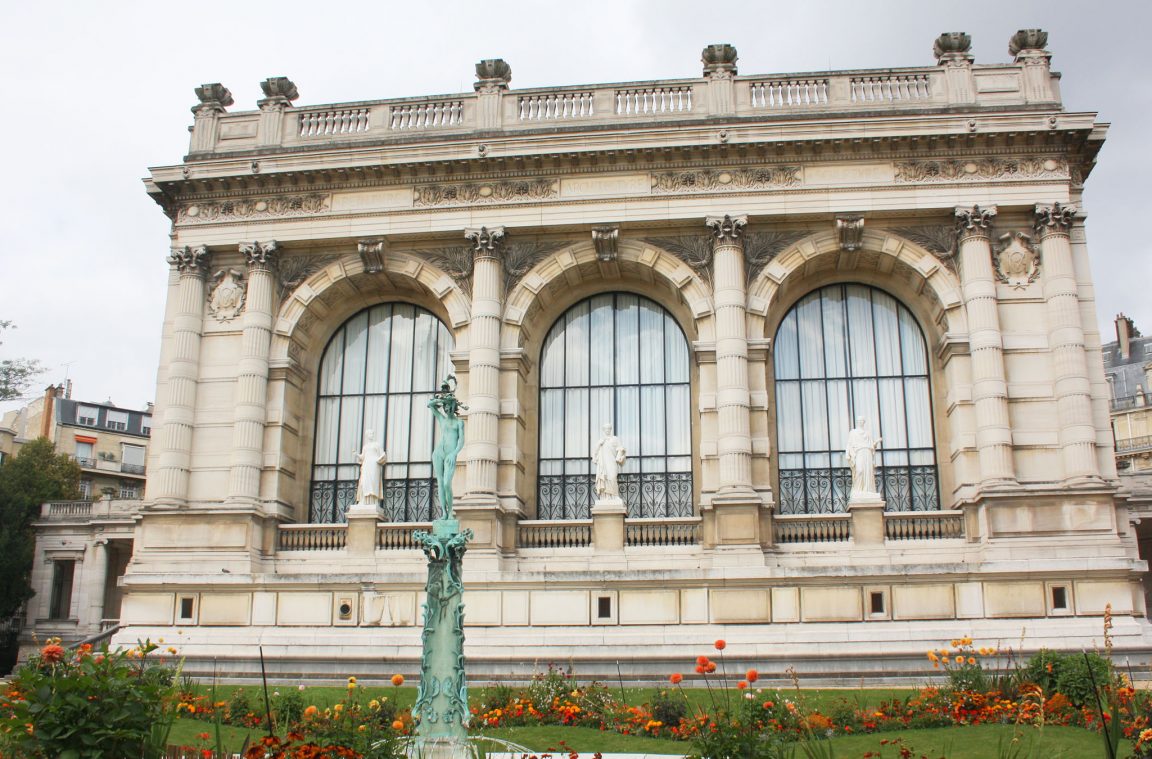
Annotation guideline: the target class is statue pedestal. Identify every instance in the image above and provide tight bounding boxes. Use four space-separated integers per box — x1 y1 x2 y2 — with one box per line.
848 493 885 546
409 736 475 759
346 502 383 557
591 497 626 551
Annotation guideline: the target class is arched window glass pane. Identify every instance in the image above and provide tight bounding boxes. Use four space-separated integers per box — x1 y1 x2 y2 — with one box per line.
538 293 692 519
774 285 938 514
310 303 453 523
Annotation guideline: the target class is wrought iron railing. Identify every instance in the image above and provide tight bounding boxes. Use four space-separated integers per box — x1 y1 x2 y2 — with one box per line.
537 472 693 520
121 463 146 475
278 524 347 551
73 455 97 468
1116 435 1152 454
1110 393 1149 412
884 510 965 540
778 465 939 514
309 477 439 524
517 520 592 549
775 514 852 544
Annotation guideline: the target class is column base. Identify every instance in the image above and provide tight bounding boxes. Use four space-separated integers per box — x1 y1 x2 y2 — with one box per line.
1063 475 1109 489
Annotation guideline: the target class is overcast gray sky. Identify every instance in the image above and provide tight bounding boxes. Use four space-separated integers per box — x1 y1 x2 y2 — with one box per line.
1 0 1148 414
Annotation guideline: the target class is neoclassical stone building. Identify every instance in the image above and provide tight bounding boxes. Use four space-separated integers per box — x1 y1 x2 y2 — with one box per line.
119 30 1149 681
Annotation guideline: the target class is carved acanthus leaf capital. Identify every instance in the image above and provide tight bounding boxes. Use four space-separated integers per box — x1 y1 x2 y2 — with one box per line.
836 216 865 252
193 83 233 115
258 77 299 110
168 245 211 276
592 226 619 262
702 43 738 78
706 214 748 243
240 240 279 270
955 205 997 241
358 239 386 274
1034 203 1077 237
465 226 506 260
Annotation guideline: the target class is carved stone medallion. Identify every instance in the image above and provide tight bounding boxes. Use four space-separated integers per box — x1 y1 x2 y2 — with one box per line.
209 269 246 321
994 232 1040 290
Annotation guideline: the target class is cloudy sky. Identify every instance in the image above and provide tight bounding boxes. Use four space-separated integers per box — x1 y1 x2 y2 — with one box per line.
1 0 1148 414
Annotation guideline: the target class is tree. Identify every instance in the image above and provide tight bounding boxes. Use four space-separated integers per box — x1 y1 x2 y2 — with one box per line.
0 320 44 401
0 438 81 620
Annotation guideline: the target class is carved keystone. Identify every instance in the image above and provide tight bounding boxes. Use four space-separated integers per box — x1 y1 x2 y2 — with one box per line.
358 239 386 274
193 83 233 113
474 59 512 92
258 77 299 108
1009 29 1049 56
592 226 619 262
933 32 972 64
836 216 865 252
702 43 738 78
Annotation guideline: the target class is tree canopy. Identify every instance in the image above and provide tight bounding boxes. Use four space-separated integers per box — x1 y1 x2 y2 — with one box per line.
0 320 44 402
0 438 81 620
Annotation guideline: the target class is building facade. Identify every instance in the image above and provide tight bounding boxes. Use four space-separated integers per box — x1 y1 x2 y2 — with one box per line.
120 30 1149 681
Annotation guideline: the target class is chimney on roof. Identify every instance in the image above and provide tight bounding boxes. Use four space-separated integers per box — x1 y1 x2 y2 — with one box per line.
41 385 57 439
1116 313 1136 360
65 379 72 399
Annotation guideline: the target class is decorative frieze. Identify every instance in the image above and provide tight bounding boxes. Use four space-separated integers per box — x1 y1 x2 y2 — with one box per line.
208 269 246 322
994 231 1041 290
414 179 557 207
168 245 210 276
894 157 1067 183
836 216 865 252
591 226 619 262
358 239 386 273
651 166 800 194
177 194 330 224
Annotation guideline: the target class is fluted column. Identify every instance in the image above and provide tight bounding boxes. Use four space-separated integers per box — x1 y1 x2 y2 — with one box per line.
152 246 210 508
227 241 278 506
1036 203 1101 484
955 205 1016 487
707 214 755 497
463 227 505 503
84 540 108 633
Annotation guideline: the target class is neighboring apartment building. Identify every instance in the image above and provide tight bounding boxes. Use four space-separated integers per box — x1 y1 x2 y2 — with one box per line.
103 29 1151 681
3 386 151 645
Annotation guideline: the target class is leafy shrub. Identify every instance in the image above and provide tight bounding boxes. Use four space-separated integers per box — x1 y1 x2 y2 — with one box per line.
228 687 260 727
650 688 688 727
0 638 179 759
1021 649 1065 696
273 687 306 727
1056 651 1114 707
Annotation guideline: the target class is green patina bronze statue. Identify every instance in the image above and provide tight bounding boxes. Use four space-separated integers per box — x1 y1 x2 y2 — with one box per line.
428 375 467 521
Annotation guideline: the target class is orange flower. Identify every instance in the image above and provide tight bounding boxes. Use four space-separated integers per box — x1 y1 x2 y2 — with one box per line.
737 681 748 690
967 657 976 666
696 655 710 666
669 673 683 684
705 661 717 674
746 669 759 682
391 719 405 731
695 664 706 674
303 705 319 718
40 644 65 664
391 673 405 687
714 639 727 651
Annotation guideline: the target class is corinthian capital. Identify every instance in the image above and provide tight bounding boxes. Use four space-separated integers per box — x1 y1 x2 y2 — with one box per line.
240 240 279 270
705 214 747 242
955 205 997 241
465 226 506 260
168 245 210 276
1034 203 1077 237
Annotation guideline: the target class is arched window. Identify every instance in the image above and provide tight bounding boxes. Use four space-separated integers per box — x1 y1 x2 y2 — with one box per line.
538 293 692 519
773 284 939 514
310 304 454 523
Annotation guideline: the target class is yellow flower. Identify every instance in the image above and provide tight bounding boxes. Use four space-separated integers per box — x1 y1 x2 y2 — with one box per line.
369 699 380 710
347 676 357 687
926 651 938 662
954 655 965 664
334 704 343 712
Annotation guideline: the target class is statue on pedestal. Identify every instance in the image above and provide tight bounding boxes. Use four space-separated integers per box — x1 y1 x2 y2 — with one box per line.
845 417 882 497
354 429 387 507
592 422 627 500
428 376 467 520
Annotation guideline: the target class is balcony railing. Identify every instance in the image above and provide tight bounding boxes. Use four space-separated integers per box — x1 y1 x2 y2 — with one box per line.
74 456 97 468
775 514 853 544
1111 394 1150 412
278 524 347 551
377 523 429 550
625 517 701 547
71 455 146 476
43 501 94 519
1117 435 1152 455
884 510 965 540
517 520 592 549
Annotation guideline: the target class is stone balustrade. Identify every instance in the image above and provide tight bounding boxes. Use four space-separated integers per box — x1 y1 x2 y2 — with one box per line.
884 510 966 541
40 499 144 521
625 517 702 547
517 519 593 549
188 56 1060 157
775 514 854 544
377 522 430 550
277 524 347 551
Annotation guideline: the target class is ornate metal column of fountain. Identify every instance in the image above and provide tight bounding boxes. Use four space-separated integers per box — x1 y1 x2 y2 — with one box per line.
411 378 474 759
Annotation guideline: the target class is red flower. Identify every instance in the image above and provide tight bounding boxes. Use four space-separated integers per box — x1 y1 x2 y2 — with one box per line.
714 639 727 651
40 644 65 664
696 655 709 666
705 661 717 674
737 681 748 690
669 673 683 684
695 664 706 674
746 668 759 682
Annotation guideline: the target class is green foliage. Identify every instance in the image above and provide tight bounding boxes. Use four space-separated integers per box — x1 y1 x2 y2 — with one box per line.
1020 649 1115 707
650 688 689 728
273 686 306 727
297 686 405 759
0 437 81 619
0 639 179 759
228 687 257 727
0 320 44 402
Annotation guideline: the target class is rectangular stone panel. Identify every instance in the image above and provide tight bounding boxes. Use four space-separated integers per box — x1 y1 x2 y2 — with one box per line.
252 592 277 625
771 587 800 623
502 591 529 626
199 593 252 626
121 593 174 625
1074 581 1134 615
529 591 589 626
680 589 709 624
984 582 1045 617
619 590 679 625
465 591 503 626
712 589 770 623
800 587 862 622
892 584 955 620
277 592 333 626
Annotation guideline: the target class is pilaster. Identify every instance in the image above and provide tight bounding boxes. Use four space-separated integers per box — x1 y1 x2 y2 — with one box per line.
702 44 738 116
152 246 210 508
227 241 278 508
955 205 1017 489
934 33 975 104
189 83 232 154
474 60 510 130
1035 203 1101 485
256 77 299 147
1010 29 1055 103
84 540 108 634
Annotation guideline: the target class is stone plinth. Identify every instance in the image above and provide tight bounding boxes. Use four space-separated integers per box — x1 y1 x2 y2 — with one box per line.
848 495 886 546
591 497 626 551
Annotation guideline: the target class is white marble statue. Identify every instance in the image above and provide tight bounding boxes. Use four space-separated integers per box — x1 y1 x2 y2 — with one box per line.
592 422 627 499
355 429 387 506
845 417 882 497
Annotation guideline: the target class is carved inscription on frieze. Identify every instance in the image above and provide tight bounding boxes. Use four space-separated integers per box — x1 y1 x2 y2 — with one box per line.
651 166 801 193
894 157 1068 183
177 194 331 224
